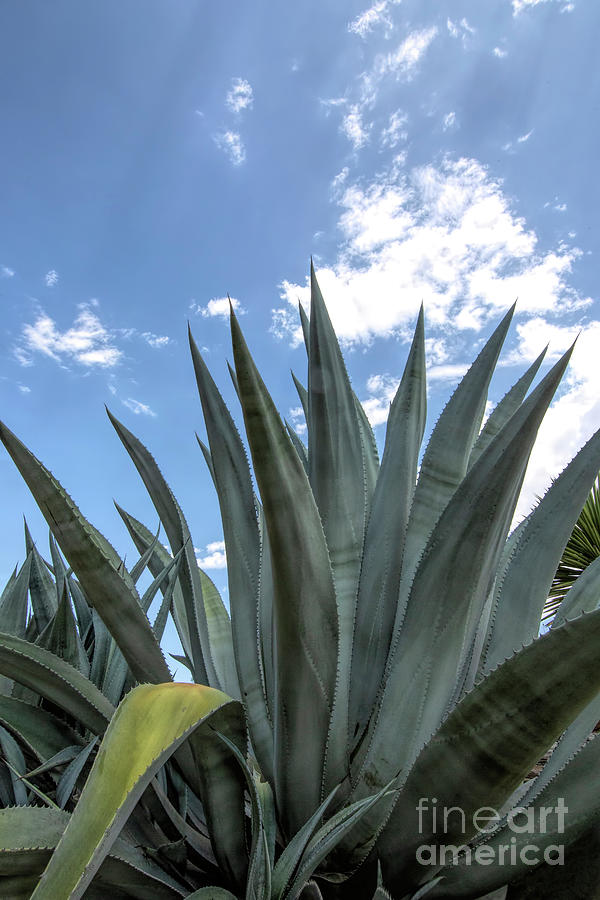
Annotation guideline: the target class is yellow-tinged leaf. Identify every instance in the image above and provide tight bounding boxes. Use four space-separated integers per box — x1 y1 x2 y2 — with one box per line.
32 682 242 900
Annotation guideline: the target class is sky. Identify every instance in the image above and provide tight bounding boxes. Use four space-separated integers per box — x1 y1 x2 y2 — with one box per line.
1 0 599 672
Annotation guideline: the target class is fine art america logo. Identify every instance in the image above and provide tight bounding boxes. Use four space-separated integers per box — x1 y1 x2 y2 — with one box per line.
415 797 567 867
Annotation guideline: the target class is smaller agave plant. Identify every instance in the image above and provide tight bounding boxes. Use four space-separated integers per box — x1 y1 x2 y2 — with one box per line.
1 264 600 899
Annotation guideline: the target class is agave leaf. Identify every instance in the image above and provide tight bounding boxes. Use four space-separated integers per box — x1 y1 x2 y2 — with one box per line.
106 408 214 688
231 305 340 837
0 632 114 734
427 734 600 898
285 783 396 900
189 329 271 769
31 683 246 899
0 554 31 640
56 736 98 809
66 573 92 637
307 264 370 788
36 582 89 676
48 533 69 608
115 504 194 663
286 421 309 474
197 433 217 485
378 606 600 891
0 723 28 805
299 300 310 355
197 568 239 702
481 423 600 674
504 825 600 899
184 890 238 899
129 524 161 584
25 745 81 780
398 306 515 607
152 558 182 644
24 521 58 633
467 349 546 470
291 371 309 423
0 695 84 762
0 805 187 897
271 786 340 900
353 348 572 812
350 307 426 743
215 731 271 900
0 420 171 687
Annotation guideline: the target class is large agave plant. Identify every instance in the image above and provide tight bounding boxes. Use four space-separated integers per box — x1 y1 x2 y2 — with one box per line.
1 265 600 899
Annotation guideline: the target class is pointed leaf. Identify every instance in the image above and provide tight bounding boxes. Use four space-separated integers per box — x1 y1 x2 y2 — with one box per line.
351 307 426 741
231 306 339 837
0 420 171 686
106 408 213 687
399 306 515 602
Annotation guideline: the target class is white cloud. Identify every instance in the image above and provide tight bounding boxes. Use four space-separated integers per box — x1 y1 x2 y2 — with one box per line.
122 398 157 417
226 78 254 114
141 332 172 348
44 269 59 287
360 27 438 105
18 384 31 394
514 319 600 518
442 111 457 131
513 0 574 13
517 130 533 143
289 405 307 436
348 0 400 38
1 265 15 278
17 303 123 368
191 296 243 319
213 131 246 166
273 156 589 347
196 540 227 569
380 110 408 148
342 105 371 149
493 46 508 58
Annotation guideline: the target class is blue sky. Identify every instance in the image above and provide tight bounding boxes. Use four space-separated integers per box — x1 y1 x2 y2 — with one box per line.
1 0 599 671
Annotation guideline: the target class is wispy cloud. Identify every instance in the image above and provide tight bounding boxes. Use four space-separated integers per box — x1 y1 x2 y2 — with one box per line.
196 540 227 569
348 0 400 39
342 105 371 149
1 265 15 278
141 332 172 348
442 111 457 131
502 130 534 153
364 27 437 98
273 156 588 347
226 78 254 114
122 398 156 417
380 110 408 148
213 130 246 166
493 46 508 58
190 296 243 319
16 302 122 368
512 0 574 14
446 17 475 43
44 269 59 287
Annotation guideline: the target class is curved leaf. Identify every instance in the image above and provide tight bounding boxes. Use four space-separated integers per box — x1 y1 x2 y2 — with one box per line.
32 683 245 899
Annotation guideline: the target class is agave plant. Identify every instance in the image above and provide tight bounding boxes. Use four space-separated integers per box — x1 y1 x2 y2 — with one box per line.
1 265 600 899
